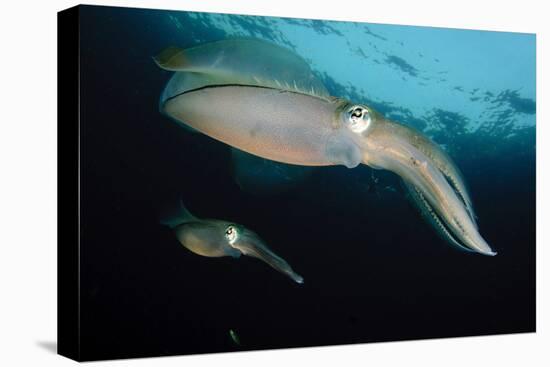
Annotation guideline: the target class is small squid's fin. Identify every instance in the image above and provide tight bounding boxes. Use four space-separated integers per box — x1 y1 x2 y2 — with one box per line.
401 180 474 253
159 199 197 229
154 46 190 71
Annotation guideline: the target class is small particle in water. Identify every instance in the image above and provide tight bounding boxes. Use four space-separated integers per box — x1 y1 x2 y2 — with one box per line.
229 329 241 345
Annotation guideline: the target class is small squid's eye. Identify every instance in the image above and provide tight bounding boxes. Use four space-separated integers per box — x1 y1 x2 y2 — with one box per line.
346 105 371 133
225 225 238 244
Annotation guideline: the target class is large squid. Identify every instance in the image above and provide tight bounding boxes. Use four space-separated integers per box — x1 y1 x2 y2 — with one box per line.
155 39 496 256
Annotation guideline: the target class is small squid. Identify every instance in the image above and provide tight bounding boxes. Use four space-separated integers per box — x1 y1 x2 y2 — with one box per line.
161 201 304 284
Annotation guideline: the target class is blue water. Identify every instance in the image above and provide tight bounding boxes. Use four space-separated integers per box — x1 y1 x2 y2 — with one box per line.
78 5 535 361
193 13 535 132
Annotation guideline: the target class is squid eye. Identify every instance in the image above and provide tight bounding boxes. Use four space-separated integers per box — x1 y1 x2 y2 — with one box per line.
351 108 363 118
346 105 371 133
225 225 238 244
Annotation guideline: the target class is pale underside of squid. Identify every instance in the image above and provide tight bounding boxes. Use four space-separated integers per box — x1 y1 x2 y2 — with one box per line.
155 38 495 256
157 40 317 195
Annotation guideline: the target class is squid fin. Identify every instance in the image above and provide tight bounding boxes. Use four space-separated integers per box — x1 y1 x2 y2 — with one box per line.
159 198 197 229
154 46 190 71
157 39 330 103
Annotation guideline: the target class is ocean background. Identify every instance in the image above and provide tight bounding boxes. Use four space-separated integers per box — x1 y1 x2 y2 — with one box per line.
78 5 535 360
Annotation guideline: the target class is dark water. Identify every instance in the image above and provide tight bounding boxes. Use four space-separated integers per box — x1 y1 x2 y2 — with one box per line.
78 5 535 361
